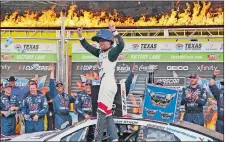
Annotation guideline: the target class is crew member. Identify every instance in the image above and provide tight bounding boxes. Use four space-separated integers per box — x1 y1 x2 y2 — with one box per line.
1 83 21 136
21 81 48 133
49 63 75 129
75 80 92 121
181 73 207 126
209 70 224 134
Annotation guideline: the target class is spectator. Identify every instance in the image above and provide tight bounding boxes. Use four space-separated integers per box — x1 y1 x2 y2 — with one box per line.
49 63 74 130
21 81 48 133
75 80 92 121
181 73 207 126
209 70 224 134
1 83 21 136
45 91 55 130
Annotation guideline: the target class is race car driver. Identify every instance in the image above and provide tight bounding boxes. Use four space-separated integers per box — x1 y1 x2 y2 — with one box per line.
209 70 224 134
75 80 92 121
181 73 207 126
76 23 124 141
1 83 21 136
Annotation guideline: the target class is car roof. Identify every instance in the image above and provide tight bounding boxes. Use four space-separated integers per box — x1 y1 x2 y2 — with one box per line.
10 130 59 141
48 117 222 141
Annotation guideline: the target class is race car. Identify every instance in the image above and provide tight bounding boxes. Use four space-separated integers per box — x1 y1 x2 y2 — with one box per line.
6 117 223 142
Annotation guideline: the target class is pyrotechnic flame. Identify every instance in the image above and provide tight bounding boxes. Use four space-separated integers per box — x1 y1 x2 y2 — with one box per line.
1 1 223 27
77 71 99 90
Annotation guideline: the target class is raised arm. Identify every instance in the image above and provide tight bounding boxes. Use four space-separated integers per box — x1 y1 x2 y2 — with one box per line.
209 70 221 99
108 24 125 62
49 63 57 98
76 28 100 57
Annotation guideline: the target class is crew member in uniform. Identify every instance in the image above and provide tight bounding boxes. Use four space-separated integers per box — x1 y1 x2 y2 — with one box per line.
76 23 124 141
49 63 75 129
209 70 224 134
1 83 21 136
181 73 207 126
75 80 92 121
21 81 48 133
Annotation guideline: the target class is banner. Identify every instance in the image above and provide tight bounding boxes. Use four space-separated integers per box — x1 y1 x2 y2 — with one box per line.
1 42 57 53
142 84 181 123
1 53 57 62
72 52 223 62
72 42 224 53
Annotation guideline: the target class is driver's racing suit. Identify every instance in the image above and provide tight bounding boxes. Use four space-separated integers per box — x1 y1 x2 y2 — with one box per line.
79 30 124 141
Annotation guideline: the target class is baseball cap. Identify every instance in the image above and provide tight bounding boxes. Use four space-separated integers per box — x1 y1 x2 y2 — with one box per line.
189 73 199 79
56 81 63 87
92 29 114 45
4 83 11 88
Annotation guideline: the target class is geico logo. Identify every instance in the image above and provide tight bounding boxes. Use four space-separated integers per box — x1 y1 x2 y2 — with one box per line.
167 66 188 70
159 79 180 84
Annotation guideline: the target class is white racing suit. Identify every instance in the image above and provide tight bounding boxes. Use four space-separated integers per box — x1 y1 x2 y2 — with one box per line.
79 30 124 141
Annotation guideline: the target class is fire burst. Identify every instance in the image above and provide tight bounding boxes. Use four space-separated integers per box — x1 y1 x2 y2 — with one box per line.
1 1 223 28
77 71 99 90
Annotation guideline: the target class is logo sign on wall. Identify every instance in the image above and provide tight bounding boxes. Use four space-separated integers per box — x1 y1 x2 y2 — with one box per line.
123 42 223 52
18 63 50 71
197 64 218 72
146 77 186 90
167 66 189 71
142 84 181 123
1 42 57 53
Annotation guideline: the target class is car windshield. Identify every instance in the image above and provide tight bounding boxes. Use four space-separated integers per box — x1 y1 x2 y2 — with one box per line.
137 126 180 141
47 120 88 140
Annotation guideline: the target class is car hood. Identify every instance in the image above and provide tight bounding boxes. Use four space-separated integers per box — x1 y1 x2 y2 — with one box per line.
10 130 60 141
